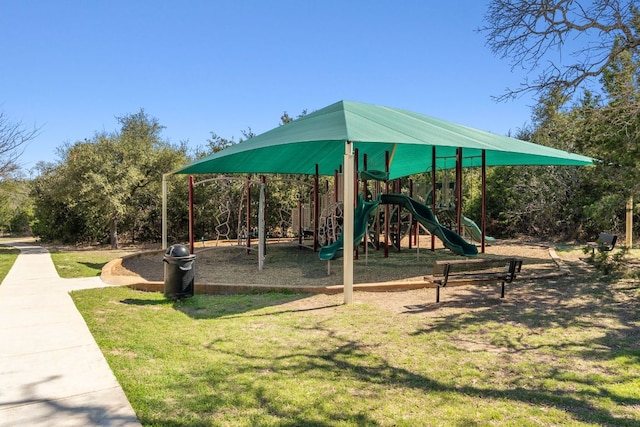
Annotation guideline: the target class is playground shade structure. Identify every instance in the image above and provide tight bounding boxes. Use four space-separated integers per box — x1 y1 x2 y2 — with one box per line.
172 100 595 179
319 196 380 261
168 100 595 300
381 194 478 256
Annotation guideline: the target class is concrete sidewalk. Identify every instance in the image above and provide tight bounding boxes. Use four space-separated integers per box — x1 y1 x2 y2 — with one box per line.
0 243 141 426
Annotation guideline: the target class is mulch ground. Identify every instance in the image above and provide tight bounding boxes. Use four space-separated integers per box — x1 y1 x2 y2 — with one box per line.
107 237 603 317
117 238 559 283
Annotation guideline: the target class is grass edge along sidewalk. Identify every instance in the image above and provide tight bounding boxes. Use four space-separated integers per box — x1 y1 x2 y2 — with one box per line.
0 245 20 283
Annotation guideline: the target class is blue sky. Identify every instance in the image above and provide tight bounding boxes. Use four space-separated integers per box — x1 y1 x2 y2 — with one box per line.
2 0 536 172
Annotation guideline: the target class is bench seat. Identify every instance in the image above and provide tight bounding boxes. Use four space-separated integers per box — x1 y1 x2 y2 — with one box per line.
429 258 522 303
586 232 617 253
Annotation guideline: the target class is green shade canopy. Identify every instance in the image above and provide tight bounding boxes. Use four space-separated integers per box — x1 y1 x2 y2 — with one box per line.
172 100 594 178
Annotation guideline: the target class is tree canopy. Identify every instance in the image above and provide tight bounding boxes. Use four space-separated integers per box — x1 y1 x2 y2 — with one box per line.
32 110 188 247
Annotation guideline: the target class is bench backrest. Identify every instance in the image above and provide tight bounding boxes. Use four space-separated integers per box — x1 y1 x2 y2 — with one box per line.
432 258 521 279
597 232 617 249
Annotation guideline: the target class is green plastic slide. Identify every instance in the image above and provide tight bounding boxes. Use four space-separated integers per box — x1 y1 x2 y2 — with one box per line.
437 208 495 243
461 215 496 243
319 196 380 261
380 193 478 257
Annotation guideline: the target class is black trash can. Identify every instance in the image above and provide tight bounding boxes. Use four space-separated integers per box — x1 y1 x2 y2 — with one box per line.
163 244 196 300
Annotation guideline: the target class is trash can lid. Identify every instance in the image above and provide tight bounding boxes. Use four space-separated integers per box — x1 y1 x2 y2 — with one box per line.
166 244 190 257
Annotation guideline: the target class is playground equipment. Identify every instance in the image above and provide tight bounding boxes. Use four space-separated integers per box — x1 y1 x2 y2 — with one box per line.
214 200 232 241
318 196 380 260
290 172 342 250
189 170 350 271
315 153 493 262
381 194 478 256
437 209 496 244
191 175 265 246
187 175 271 271
426 154 495 245
186 147 492 273
317 199 343 248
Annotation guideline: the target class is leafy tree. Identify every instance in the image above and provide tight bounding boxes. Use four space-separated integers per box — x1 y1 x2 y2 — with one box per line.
583 48 640 195
0 110 39 235
482 0 640 242
32 110 188 247
573 48 640 237
0 178 33 235
188 109 313 242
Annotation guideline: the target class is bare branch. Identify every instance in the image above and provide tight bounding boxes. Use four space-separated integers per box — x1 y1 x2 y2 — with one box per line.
0 111 40 179
481 0 640 100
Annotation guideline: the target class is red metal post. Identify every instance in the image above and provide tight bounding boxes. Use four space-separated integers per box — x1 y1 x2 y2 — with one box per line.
246 175 251 254
431 146 437 252
456 148 463 234
409 179 414 249
354 150 359 259
334 169 339 203
313 164 319 252
481 150 486 253
354 148 359 200
362 154 368 196
395 178 401 252
297 199 303 248
384 150 390 258
189 175 194 254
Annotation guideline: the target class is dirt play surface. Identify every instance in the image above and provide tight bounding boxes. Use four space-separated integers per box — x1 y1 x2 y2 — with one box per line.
103 237 603 318
104 237 594 315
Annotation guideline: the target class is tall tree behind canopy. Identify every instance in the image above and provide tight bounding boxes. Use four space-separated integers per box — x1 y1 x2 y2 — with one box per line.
32 110 187 247
482 0 640 242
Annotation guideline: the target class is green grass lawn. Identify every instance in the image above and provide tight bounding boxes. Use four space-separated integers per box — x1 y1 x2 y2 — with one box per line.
49 248 138 278
72 262 640 426
0 245 20 283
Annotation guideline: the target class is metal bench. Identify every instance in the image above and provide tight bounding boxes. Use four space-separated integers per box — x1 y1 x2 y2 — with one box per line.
587 232 617 254
430 258 523 303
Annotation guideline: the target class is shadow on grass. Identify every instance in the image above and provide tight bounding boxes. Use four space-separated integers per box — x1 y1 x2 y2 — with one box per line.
411 265 639 340
120 293 340 320
153 317 639 427
107 254 640 425
173 292 320 319
147 270 637 425
118 289 324 318
120 298 167 306
79 261 107 275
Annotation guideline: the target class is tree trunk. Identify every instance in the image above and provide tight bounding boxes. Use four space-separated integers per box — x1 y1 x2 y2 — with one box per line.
110 216 119 249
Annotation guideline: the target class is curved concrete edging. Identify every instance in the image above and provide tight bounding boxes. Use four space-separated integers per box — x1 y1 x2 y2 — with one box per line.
101 249 164 286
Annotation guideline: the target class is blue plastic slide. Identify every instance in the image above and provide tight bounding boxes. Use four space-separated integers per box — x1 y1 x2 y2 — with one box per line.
319 196 380 261
380 193 478 257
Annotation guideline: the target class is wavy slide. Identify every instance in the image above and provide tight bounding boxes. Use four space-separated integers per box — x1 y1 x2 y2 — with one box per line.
461 215 496 243
438 209 495 243
319 197 380 261
380 193 478 257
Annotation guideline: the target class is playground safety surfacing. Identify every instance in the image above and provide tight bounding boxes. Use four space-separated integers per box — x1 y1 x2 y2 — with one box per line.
103 237 567 295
